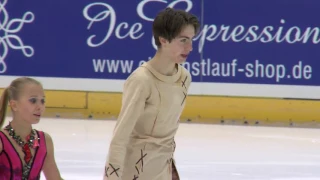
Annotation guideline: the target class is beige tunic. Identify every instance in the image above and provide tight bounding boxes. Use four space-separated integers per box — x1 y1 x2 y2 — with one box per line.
104 62 191 180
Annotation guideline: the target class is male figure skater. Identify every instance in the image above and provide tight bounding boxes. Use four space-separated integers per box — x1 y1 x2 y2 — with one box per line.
104 7 200 180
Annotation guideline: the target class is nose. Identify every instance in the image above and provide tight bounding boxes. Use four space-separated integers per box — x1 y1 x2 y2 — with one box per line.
36 102 45 112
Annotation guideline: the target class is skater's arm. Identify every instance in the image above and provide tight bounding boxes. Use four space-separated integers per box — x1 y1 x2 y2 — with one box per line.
105 74 150 179
0 137 2 153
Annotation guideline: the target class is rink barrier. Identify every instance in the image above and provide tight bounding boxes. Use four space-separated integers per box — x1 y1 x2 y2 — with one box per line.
1 88 319 127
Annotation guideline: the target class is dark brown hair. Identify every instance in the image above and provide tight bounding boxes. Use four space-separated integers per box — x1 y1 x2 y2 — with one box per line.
152 7 200 47
0 77 42 128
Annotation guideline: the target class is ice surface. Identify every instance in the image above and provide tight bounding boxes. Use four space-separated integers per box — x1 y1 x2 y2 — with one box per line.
3 118 320 180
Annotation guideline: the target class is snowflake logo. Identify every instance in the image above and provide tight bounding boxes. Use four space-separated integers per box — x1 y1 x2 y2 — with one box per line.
0 0 35 73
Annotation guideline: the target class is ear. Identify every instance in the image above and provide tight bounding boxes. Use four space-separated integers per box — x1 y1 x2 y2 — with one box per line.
159 36 168 46
9 100 18 112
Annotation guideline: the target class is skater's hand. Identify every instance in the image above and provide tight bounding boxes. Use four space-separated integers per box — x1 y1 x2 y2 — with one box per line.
172 166 180 180
172 171 179 180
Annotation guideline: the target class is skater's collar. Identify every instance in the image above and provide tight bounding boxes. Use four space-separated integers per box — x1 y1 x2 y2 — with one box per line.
142 62 182 83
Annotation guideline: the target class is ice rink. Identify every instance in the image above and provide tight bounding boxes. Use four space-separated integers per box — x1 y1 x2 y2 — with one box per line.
5 118 320 180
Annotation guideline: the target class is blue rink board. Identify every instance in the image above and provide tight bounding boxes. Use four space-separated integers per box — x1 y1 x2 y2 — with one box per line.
1 0 319 86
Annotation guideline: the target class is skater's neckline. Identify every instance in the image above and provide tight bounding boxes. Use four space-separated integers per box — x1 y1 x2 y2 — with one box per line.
142 62 182 83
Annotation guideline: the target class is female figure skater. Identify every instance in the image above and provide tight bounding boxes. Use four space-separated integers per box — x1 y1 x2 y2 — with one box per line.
104 7 200 180
0 77 63 180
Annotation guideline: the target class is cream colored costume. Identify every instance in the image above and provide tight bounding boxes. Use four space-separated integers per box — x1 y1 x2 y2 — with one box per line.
104 62 191 180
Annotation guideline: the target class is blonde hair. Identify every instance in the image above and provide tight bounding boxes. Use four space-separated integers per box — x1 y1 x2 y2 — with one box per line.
0 77 42 128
